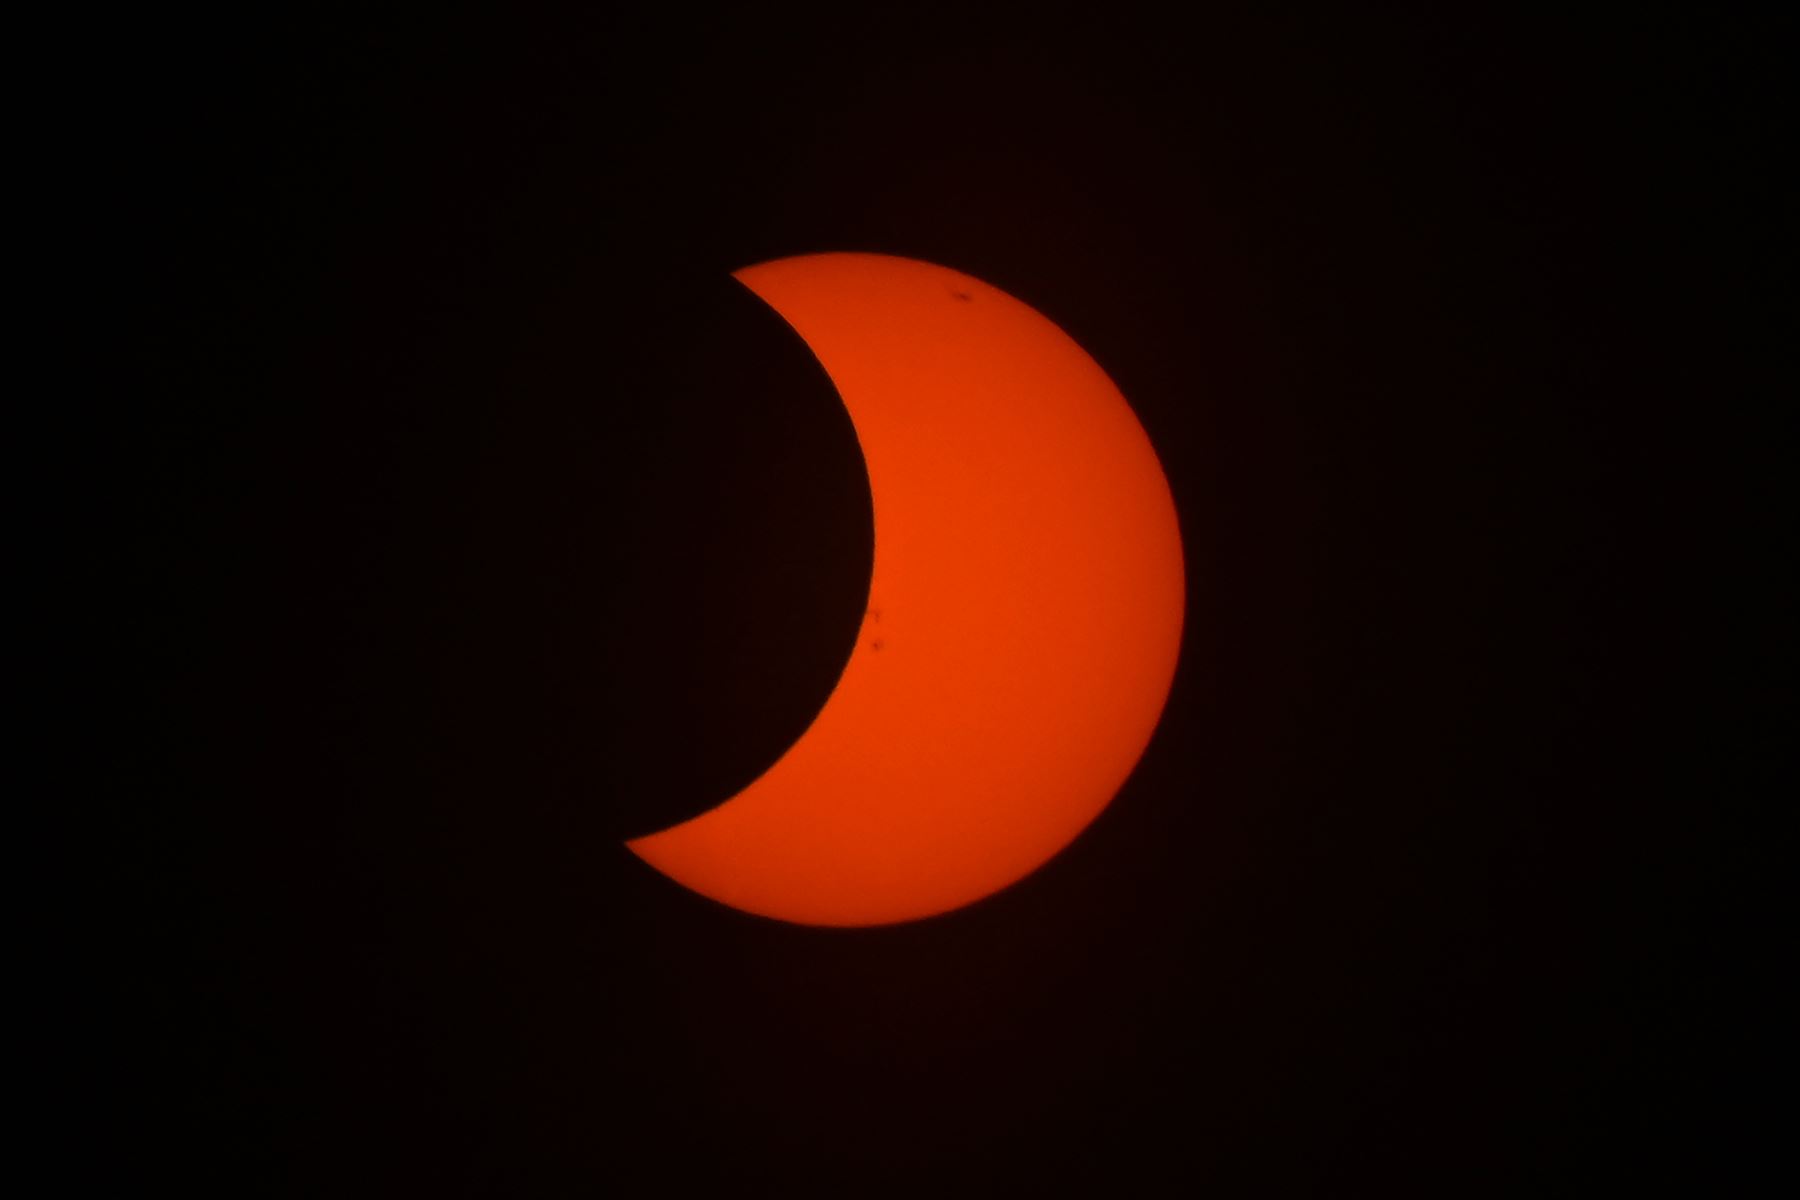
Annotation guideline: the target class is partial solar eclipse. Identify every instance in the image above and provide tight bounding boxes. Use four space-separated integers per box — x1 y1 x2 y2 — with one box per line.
627 252 1184 926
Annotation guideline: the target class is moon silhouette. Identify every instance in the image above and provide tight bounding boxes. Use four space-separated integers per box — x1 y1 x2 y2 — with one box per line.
626 252 1184 926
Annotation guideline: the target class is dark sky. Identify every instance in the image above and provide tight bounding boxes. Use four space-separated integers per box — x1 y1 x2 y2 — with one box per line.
98 8 1769 1193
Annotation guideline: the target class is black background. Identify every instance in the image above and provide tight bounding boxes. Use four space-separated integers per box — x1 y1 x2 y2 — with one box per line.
97 7 1770 1193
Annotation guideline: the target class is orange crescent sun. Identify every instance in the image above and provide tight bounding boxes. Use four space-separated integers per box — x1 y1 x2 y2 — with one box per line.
626 252 1185 927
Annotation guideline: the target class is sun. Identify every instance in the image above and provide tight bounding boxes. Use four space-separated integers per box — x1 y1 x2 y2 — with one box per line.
627 252 1184 926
